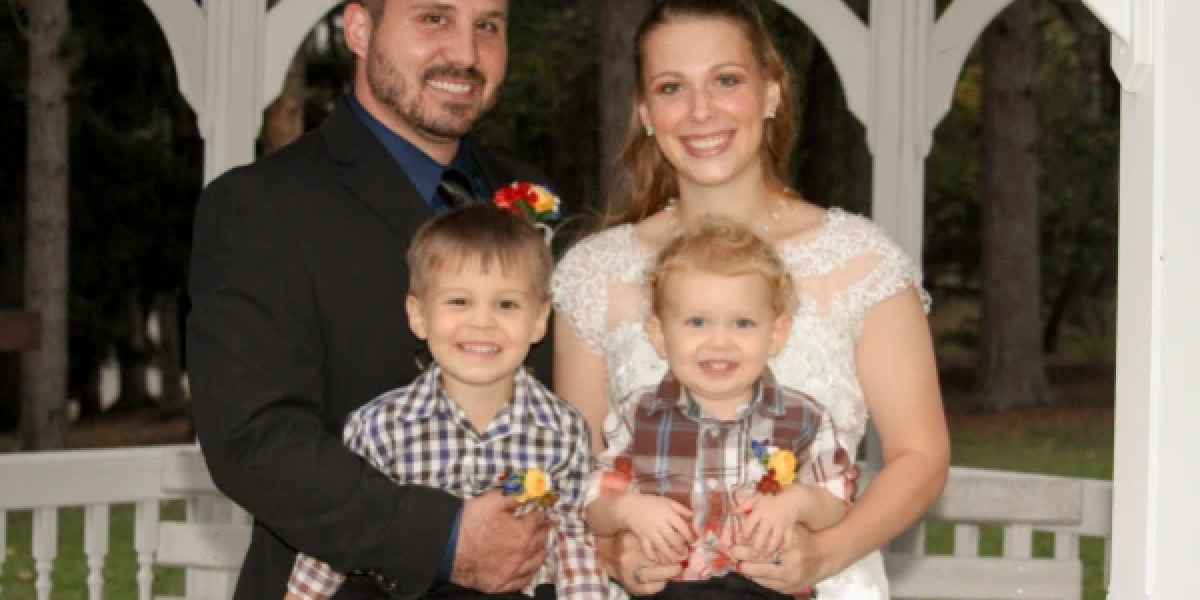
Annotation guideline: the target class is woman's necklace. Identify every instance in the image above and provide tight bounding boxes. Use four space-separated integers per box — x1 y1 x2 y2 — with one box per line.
664 195 789 236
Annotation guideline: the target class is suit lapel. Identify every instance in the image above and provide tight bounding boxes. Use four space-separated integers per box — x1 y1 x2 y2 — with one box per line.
320 101 434 237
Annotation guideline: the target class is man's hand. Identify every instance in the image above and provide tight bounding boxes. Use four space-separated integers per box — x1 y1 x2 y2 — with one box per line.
597 531 682 596
451 489 551 593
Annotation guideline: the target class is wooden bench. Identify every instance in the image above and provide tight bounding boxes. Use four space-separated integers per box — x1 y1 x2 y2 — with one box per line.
885 470 1091 600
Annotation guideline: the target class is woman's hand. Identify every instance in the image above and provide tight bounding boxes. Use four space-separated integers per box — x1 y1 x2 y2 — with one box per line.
598 531 684 596
732 524 830 595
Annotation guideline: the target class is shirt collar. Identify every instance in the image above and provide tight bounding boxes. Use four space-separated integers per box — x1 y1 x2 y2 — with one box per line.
641 367 786 421
405 363 562 432
344 93 480 209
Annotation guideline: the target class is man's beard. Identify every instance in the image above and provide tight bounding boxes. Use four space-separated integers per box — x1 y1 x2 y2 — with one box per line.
366 45 491 140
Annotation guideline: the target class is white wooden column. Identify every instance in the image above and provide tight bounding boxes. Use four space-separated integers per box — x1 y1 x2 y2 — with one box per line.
144 0 341 183
866 0 933 263
200 0 268 183
1107 0 1200 597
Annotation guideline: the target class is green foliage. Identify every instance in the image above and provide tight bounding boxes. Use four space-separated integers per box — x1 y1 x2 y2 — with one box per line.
61 0 202 394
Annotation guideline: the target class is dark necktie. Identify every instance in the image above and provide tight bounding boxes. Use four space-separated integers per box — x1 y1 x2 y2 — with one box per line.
437 168 476 211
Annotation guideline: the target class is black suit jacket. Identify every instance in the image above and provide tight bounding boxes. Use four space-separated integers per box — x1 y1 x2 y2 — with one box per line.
186 100 557 600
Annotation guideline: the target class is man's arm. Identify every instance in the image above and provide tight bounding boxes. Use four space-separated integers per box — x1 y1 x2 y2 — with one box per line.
187 172 459 593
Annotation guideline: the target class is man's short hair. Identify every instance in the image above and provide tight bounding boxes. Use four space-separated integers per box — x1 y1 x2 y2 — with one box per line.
648 215 797 317
407 205 553 300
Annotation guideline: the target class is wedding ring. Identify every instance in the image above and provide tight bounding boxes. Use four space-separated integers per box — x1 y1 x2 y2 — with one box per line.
772 551 783 566
633 565 646 584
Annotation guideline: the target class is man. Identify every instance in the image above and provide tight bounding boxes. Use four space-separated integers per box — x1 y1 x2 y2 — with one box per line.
187 1 554 598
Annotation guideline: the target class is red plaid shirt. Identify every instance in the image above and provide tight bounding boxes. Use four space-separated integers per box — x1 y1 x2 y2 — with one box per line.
586 368 857 581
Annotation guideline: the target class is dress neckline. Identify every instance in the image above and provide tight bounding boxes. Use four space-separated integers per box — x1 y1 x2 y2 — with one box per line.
624 207 843 261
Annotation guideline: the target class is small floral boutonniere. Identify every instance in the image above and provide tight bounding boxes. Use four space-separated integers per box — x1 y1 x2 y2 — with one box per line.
499 467 558 508
748 439 798 495
493 183 562 244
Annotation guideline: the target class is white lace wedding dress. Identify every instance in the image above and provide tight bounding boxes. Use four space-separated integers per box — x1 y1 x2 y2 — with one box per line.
551 208 929 600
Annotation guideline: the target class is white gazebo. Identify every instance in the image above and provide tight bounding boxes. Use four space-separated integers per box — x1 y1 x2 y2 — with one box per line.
2 0 1197 598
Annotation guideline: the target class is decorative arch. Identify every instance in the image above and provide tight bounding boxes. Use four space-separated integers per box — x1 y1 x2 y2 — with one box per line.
262 0 344 111
142 0 205 114
772 0 869 124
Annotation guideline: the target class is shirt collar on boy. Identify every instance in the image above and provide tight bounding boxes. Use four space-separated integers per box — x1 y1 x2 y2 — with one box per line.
396 363 563 434
639 367 788 421
344 93 482 212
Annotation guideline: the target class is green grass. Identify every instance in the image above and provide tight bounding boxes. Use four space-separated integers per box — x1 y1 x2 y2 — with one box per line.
2 407 1114 599
2 503 186 600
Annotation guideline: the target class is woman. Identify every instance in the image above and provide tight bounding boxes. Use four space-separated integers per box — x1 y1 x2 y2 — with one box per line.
551 0 949 597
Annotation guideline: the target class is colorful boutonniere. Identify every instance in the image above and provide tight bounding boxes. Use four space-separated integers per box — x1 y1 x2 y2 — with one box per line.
748 439 798 495
498 467 558 508
492 182 562 224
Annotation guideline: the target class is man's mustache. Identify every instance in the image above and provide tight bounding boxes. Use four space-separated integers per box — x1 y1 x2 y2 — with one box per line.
423 65 486 87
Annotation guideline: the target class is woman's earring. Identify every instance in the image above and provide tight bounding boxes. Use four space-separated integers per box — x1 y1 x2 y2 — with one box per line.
765 108 777 119
645 125 655 137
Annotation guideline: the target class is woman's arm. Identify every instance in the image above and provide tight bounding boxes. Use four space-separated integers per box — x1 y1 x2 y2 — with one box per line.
553 313 611 452
737 288 948 590
811 286 950 577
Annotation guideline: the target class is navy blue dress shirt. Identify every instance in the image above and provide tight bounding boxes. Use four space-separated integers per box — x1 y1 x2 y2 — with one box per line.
345 93 483 214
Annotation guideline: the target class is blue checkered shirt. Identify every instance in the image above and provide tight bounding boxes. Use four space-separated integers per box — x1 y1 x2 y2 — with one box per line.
287 364 606 600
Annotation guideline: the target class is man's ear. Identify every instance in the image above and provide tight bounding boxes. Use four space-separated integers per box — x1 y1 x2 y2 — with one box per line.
769 314 792 356
405 294 428 340
342 2 373 61
645 313 668 359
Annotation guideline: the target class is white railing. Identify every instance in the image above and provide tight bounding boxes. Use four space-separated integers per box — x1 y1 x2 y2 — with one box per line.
0 446 1113 600
0 444 245 600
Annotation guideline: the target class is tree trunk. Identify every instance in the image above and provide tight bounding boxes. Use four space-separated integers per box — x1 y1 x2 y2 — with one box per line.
155 290 186 418
261 0 307 154
20 0 71 450
976 0 1051 411
598 1 648 203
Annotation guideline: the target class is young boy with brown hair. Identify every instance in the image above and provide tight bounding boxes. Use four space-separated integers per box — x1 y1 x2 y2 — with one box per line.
286 205 605 600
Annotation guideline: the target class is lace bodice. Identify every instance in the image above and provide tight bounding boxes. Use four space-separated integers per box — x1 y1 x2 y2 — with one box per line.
551 208 927 454
551 209 927 599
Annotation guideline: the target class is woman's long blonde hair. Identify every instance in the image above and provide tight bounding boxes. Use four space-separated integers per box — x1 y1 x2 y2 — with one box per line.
605 0 799 227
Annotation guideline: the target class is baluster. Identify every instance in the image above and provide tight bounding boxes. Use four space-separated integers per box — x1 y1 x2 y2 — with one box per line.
134 500 161 600
953 524 980 557
1052 531 1078 559
32 507 59 600
1003 524 1033 559
84 504 110 600
0 510 7 598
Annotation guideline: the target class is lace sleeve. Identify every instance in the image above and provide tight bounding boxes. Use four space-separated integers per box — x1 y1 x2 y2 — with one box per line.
835 217 932 335
551 229 619 353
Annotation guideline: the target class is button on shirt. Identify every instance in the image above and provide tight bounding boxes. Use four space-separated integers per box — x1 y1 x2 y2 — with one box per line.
345 94 483 213
287 365 607 600
586 368 858 582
